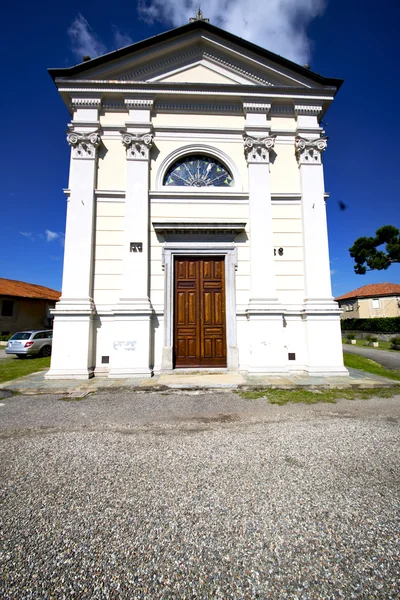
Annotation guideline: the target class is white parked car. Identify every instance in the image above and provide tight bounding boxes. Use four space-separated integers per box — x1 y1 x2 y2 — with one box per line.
5 330 53 358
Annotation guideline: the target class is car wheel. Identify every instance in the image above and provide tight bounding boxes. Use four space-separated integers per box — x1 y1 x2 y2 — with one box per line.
39 345 51 357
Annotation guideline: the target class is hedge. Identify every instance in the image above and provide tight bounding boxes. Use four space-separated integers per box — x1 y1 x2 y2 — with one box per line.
341 317 400 333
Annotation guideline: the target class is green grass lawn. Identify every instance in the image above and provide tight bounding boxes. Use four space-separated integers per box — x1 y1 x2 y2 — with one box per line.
343 353 400 381
0 356 51 384
237 353 400 405
237 386 400 405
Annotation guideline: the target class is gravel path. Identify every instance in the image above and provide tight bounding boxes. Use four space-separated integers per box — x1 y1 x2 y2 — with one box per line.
1 390 399 599
343 343 400 370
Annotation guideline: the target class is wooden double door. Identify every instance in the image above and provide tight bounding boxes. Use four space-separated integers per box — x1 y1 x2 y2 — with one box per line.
174 257 227 368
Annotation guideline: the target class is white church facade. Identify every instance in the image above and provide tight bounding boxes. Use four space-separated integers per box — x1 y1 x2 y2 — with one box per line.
46 13 347 379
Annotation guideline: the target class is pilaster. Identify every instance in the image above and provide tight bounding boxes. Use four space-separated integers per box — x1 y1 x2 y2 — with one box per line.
47 103 101 379
109 99 154 377
295 135 333 304
295 129 347 375
243 102 286 373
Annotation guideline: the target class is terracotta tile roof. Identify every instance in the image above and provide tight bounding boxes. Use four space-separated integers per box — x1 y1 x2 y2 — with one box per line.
335 283 400 302
0 278 61 301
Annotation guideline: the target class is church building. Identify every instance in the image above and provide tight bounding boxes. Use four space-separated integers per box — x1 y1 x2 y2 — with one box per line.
46 12 347 379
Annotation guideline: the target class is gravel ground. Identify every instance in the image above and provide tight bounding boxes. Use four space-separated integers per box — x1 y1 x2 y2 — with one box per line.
1 390 399 599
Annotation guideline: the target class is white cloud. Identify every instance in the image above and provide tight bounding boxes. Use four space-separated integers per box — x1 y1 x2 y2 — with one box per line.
46 230 60 242
137 0 327 64
68 13 107 60
20 232 35 241
112 25 134 49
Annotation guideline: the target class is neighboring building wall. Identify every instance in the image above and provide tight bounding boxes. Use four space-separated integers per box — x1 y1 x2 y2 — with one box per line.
0 297 55 335
339 296 400 319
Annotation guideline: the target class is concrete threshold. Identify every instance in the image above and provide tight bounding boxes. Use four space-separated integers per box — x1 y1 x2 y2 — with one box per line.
0 367 398 395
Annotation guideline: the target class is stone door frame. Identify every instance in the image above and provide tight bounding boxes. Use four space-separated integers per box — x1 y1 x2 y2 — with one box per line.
161 243 238 371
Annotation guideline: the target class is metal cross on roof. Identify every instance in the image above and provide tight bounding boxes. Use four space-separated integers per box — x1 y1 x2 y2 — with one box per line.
189 8 209 23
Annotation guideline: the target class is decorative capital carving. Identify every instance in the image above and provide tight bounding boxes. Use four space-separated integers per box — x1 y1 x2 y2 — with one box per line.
67 131 101 159
295 136 328 165
243 135 276 163
121 133 154 160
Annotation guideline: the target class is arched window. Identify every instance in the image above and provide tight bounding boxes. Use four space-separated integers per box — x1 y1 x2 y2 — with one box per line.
163 155 233 187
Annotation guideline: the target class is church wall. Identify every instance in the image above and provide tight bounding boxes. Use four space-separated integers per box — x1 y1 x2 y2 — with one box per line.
269 116 297 131
271 202 305 302
99 111 127 126
150 138 248 192
149 200 250 308
97 140 126 190
159 64 238 84
270 143 301 193
93 200 124 307
152 113 244 130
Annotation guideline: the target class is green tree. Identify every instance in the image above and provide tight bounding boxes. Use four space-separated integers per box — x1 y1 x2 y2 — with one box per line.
349 225 400 274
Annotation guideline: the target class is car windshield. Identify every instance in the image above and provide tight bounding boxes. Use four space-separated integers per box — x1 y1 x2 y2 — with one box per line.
9 332 32 340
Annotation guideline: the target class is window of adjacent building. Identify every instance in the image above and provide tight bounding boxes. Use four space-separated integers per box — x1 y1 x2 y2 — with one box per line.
164 155 233 187
1 300 14 317
372 298 380 309
345 302 354 311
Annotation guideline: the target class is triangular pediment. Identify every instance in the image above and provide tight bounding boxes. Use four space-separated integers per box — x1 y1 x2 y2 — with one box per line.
151 62 247 85
49 21 342 92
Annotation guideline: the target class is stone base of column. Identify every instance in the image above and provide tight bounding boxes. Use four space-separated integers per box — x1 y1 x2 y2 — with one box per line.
108 311 153 378
302 308 348 377
245 304 288 373
46 307 95 380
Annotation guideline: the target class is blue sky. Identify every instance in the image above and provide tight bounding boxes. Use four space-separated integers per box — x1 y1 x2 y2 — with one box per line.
1 0 398 297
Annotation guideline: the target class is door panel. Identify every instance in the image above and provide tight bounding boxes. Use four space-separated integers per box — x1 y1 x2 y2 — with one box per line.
174 257 227 368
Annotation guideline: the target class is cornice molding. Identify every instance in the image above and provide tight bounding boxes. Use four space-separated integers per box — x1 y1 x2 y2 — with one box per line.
66 130 101 159
294 104 323 116
243 134 276 163
125 98 154 109
95 189 125 197
153 221 246 236
269 105 295 116
150 190 248 202
102 101 126 110
295 136 328 165
58 85 335 103
155 101 242 113
117 46 275 87
70 98 102 108
243 102 271 114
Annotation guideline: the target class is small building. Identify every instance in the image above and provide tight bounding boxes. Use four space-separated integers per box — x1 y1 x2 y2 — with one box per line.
46 13 347 379
336 283 400 319
0 278 61 336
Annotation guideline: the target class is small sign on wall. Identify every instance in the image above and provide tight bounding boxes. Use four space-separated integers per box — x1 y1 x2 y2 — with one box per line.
130 242 143 253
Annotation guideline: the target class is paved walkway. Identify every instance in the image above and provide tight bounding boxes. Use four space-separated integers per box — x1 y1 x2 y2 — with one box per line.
343 343 400 370
0 365 397 395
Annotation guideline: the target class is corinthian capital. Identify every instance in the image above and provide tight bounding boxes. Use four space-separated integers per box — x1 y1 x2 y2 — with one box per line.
243 135 276 163
67 131 101 159
295 136 328 165
121 133 154 160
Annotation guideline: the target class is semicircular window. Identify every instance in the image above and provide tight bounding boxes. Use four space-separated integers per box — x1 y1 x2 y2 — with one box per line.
164 155 233 187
